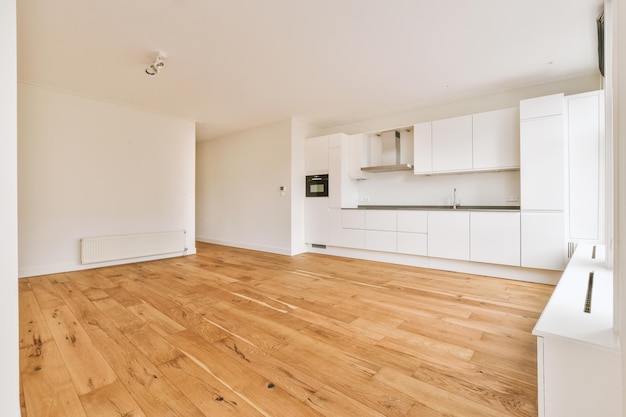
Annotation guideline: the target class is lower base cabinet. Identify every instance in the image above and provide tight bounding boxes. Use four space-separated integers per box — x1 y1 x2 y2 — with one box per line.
341 228 365 249
305 198 329 245
427 210 470 260
470 211 520 266
521 212 565 270
397 232 427 256
366 230 397 252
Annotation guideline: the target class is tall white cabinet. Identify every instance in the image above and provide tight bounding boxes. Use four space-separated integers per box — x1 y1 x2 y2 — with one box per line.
305 133 359 247
566 90 604 244
519 94 566 271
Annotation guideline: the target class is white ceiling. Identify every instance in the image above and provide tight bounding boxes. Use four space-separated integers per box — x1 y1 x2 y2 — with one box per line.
17 0 603 141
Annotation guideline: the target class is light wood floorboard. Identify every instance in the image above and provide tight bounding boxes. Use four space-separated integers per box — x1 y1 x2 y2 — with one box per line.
19 242 554 417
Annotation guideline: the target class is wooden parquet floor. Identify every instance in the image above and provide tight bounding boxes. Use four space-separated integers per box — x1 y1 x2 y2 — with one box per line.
19 242 554 417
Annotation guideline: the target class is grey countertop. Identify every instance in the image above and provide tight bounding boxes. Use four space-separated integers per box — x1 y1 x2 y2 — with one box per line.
354 205 520 211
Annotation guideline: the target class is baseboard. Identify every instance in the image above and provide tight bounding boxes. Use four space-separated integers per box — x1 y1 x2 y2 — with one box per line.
307 244 560 285
18 248 196 279
196 237 293 256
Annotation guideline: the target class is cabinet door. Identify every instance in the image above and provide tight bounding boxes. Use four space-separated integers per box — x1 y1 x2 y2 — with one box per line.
348 133 370 180
328 145 341 208
567 91 602 241
305 197 329 245
432 115 472 172
328 134 358 209
473 107 520 170
366 230 397 252
342 209 365 229
427 210 470 260
397 210 427 233
521 212 565 270
328 208 342 246
397 232 428 256
342 229 365 249
413 122 432 174
305 135 329 174
470 211 520 266
365 210 396 231
520 116 565 211
520 93 564 119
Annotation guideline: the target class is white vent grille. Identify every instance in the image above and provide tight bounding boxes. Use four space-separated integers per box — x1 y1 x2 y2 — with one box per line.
81 231 187 264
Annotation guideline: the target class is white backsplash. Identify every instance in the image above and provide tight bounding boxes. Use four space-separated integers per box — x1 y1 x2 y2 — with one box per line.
356 170 520 206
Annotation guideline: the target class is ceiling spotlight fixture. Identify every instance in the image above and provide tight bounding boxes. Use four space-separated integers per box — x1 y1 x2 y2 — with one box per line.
145 52 166 76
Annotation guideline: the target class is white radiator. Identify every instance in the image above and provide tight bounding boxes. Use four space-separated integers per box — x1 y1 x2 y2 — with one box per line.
81 230 187 264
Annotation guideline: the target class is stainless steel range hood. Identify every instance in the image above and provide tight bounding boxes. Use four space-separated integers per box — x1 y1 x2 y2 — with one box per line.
361 130 413 173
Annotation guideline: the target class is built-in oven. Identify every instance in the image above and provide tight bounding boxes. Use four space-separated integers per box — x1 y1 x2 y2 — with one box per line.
305 174 329 197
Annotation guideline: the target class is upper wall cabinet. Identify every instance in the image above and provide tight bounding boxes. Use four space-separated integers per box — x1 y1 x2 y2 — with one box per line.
432 115 473 172
413 122 432 175
473 107 520 170
348 133 370 180
305 135 329 174
328 133 359 209
414 108 520 175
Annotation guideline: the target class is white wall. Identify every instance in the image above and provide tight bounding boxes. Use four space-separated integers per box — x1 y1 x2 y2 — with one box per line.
196 119 297 254
1 1 20 415
18 83 196 277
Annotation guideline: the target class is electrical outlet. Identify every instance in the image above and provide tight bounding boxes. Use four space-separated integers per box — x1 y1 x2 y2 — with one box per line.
506 196 519 202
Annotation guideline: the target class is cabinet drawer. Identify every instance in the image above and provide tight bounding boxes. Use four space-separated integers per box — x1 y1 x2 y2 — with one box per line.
397 232 427 256
397 210 427 233
365 210 396 231
342 229 365 249
342 210 365 229
365 230 396 252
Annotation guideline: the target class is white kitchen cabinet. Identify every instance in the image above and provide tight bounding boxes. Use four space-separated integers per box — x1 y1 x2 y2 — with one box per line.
427 210 470 260
366 230 397 252
348 133 370 180
472 107 520 170
304 197 329 245
365 210 396 231
341 209 365 229
305 135 329 174
365 210 397 253
520 93 564 119
520 116 565 211
397 210 428 233
470 211 520 266
397 232 428 256
342 229 365 249
328 133 358 209
432 115 473 172
567 90 603 242
413 122 432 174
327 208 342 246
521 212 565 270
396 210 428 256
520 94 565 211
